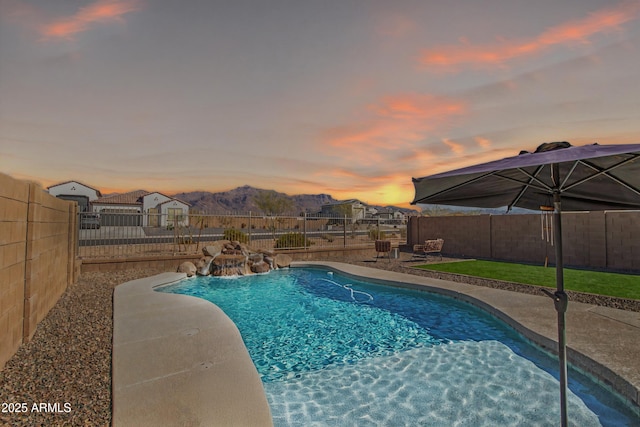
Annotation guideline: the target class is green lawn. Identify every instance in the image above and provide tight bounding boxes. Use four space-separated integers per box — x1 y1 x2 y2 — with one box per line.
415 260 640 300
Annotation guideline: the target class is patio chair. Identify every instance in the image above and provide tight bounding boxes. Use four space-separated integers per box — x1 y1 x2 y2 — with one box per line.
410 238 444 261
375 240 392 262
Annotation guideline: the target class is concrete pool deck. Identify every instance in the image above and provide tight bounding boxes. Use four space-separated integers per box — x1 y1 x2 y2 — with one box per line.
112 272 273 426
112 262 640 425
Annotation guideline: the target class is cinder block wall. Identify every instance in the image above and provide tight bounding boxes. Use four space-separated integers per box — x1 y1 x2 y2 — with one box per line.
408 211 640 272
606 211 640 271
408 215 491 258
0 173 78 370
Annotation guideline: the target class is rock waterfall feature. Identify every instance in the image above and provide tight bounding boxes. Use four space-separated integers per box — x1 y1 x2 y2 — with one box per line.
178 240 292 277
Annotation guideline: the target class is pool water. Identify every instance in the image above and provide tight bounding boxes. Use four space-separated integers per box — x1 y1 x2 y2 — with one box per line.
158 268 639 426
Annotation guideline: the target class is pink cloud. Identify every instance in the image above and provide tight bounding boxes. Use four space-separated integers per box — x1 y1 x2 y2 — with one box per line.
322 93 467 164
40 0 143 40
442 138 464 155
376 13 416 39
419 1 640 68
474 136 492 149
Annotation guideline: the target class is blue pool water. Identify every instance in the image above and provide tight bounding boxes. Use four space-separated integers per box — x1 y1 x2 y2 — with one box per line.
158 268 639 426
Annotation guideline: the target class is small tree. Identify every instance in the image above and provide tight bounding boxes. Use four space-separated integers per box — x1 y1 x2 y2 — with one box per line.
253 191 293 240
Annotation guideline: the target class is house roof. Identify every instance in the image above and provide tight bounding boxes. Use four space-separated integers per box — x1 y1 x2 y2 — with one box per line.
93 190 148 205
323 199 363 207
158 198 191 207
47 180 103 197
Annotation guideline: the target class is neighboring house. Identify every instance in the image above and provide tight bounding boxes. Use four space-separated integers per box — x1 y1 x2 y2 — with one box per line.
393 211 406 222
92 190 190 227
375 208 394 220
320 199 366 222
157 198 190 228
141 192 190 227
91 190 148 226
47 181 102 212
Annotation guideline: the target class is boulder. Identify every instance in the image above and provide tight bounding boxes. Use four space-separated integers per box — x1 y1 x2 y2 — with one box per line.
196 256 214 276
264 256 275 269
177 261 197 277
260 248 276 257
250 261 270 274
202 242 225 258
212 254 248 276
275 254 292 268
249 253 264 264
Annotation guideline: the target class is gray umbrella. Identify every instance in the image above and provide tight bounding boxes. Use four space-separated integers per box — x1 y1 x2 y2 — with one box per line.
411 142 640 427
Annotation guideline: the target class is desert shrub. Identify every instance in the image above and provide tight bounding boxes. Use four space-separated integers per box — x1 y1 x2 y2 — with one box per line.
321 233 334 242
368 229 386 240
223 228 249 243
275 232 314 248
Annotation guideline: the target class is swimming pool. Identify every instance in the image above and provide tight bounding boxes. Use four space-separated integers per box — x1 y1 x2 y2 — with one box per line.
158 267 638 426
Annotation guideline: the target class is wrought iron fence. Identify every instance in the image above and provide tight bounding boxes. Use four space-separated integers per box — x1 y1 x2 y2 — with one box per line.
78 211 407 258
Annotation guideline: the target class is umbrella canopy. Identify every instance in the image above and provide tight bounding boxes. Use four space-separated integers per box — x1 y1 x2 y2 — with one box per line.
412 142 640 210
411 142 640 427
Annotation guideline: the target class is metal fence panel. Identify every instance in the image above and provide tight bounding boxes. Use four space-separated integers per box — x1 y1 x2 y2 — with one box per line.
78 211 407 258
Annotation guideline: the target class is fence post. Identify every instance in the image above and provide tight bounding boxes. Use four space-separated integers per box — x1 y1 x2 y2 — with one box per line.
248 211 252 244
303 212 307 250
344 214 347 248
377 216 380 239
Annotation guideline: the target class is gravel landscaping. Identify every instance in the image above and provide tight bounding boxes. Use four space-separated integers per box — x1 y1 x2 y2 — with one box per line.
0 268 166 427
0 254 637 425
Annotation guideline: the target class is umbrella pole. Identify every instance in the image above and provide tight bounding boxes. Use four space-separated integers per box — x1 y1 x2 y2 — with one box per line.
552 167 569 427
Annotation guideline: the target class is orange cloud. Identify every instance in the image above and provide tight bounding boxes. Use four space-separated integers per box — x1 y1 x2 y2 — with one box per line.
420 1 640 68
474 136 492 149
322 93 467 164
40 0 142 40
442 138 464 155
319 169 418 206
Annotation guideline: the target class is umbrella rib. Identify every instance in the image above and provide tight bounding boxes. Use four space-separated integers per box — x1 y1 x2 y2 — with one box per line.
494 169 552 193
413 171 498 203
560 161 580 189
563 154 640 196
506 165 546 210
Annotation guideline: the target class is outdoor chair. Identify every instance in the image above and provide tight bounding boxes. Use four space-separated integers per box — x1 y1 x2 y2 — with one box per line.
375 240 392 262
410 238 444 261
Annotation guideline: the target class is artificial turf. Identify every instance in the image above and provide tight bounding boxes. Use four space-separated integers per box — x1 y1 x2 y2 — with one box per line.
415 260 640 300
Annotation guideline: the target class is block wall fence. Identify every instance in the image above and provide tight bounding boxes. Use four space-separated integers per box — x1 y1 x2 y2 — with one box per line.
408 211 640 272
0 173 79 370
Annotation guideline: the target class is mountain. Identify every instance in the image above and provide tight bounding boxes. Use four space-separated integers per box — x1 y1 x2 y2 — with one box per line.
172 185 338 214
172 185 420 215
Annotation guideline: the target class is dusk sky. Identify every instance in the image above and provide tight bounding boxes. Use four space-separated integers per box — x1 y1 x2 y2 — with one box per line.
1 0 639 207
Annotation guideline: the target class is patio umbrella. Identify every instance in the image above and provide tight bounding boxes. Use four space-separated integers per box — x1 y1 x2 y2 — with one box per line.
411 142 640 427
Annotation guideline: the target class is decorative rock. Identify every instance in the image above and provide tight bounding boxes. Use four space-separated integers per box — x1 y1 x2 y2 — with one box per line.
212 254 247 276
275 254 292 268
264 256 275 269
196 256 214 276
203 242 225 258
250 261 270 274
260 249 276 257
200 240 283 276
177 261 197 277
249 253 263 263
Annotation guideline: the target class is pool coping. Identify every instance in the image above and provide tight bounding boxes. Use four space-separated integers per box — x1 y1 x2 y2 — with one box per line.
112 263 639 425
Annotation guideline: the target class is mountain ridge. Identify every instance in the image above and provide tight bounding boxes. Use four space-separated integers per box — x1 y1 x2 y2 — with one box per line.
171 185 418 214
